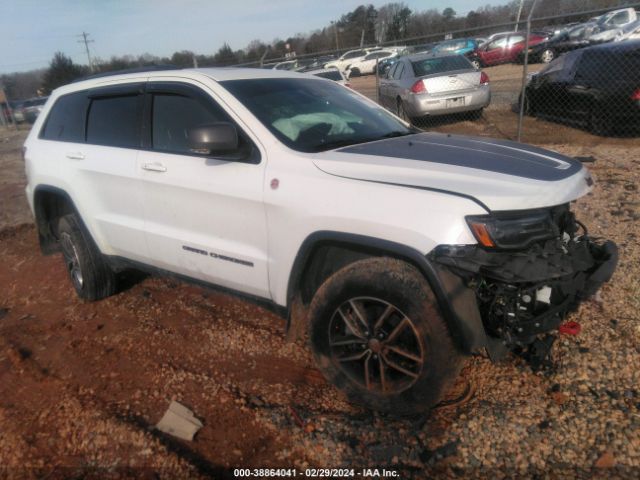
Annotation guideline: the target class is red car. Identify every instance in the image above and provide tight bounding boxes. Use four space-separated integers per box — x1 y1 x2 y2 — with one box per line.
466 33 549 67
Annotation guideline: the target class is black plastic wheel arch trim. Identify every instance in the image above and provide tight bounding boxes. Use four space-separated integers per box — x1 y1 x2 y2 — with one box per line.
286 231 490 353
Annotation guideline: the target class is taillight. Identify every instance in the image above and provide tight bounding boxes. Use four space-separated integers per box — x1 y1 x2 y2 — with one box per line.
480 71 490 85
410 80 427 94
631 88 640 101
345 82 352 88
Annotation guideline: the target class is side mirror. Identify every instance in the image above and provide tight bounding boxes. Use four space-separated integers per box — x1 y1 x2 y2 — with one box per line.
188 122 238 155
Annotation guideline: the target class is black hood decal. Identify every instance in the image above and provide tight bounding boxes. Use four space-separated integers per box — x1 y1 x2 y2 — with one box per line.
338 132 583 181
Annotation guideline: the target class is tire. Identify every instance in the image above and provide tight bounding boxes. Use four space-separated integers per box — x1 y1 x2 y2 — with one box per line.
469 108 483 120
590 108 611 137
540 48 555 64
58 214 116 301
350 68 360 77
308 257 463 416
518 92 535 116
471 59 481 70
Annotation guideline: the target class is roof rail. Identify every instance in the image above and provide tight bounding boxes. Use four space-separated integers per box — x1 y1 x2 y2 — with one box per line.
72 65 182 83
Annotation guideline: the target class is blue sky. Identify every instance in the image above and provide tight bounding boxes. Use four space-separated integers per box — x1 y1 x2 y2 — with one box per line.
0 0 504 73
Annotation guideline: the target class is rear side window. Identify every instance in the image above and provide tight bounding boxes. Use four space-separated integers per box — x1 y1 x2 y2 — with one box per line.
86 95 141 148
41 92 89 142
343 51 363 59
577 51 640 83
392 63 405 79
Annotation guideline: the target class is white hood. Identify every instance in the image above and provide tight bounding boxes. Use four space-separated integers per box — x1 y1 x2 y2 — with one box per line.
313 132 593 212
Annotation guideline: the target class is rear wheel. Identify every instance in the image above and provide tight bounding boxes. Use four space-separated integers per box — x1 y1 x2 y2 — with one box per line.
58 214 116 301
518 92 535 116
469 108 484 120
308 257 463 416
590 110 611 137
471 59 481 70
350 68 361 77
540 48 555 64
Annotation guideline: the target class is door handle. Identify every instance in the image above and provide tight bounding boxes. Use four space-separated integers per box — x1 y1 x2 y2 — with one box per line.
142 162 167 172
66 152 85 160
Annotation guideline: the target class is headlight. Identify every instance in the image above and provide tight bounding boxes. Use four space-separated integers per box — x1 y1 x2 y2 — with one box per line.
466 211 558 249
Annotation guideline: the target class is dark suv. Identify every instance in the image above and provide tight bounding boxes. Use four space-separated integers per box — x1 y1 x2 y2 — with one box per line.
523 40 640 135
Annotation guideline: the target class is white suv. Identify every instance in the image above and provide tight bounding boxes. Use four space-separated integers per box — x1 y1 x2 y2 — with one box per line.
324 48 380 73
24 67 617 416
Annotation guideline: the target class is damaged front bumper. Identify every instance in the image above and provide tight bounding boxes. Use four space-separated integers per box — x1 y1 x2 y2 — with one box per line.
430 209 618 355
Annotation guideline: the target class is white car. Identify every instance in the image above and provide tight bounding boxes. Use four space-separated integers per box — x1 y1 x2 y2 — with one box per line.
24 67 617 416
346 50 397 76
324 48 379 72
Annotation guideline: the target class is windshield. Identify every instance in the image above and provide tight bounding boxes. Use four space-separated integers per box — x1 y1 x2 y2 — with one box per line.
221 78 413 153
411 55 472 76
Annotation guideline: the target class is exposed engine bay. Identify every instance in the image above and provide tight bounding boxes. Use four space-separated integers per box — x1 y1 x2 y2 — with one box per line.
431 204 618 350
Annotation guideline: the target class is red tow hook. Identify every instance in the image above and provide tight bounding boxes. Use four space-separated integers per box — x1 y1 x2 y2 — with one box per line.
559 321 581 336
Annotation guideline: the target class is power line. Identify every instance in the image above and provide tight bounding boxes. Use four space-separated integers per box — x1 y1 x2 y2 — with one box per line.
77 31 95 72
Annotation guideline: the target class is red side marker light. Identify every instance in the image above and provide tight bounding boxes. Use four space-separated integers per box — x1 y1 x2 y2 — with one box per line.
559 321 581 336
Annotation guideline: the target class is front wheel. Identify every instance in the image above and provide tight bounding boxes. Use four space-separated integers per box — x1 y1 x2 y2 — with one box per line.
308 257 463 416
469 108 484 120
590 109 611 137
471 59 481 70
58 214 116 301
540 48 555 64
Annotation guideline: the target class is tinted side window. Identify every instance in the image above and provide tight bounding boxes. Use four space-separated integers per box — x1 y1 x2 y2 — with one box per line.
151 93 229 154
343 51 362 59
41 92 89 142
575 52 603 83
86 95 141 148
393 63 405 79
487 37 507 50
578 51 640 83
388 63 399 79
609 11 629 26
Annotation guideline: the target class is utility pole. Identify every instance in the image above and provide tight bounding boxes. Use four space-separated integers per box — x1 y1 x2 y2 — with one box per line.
331 21 339 53
514 0 525 32
77 32 94 72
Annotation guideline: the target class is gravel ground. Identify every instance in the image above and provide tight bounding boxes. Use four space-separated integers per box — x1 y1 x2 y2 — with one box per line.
0 93 639 479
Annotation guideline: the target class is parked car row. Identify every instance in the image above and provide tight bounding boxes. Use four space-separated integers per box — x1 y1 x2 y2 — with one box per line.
2 97 48 124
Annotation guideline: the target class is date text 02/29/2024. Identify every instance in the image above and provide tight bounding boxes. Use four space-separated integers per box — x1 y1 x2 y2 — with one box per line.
233 468 400 478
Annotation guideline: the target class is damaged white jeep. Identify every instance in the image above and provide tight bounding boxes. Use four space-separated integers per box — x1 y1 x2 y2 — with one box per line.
24 67 617 416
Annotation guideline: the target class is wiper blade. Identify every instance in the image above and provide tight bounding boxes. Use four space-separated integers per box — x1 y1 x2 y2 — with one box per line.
379 130 417 138
312 138 367 152
311 131 417 152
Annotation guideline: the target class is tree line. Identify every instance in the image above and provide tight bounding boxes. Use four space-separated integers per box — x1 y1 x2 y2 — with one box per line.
0 0 633 99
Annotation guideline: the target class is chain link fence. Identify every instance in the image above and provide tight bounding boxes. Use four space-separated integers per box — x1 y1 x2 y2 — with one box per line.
239 2 640 144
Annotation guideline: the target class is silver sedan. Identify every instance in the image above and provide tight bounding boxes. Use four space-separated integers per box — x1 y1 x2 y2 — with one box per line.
379 53 491 122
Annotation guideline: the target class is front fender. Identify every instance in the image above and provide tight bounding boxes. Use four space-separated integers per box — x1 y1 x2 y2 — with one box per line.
286 231 491 354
